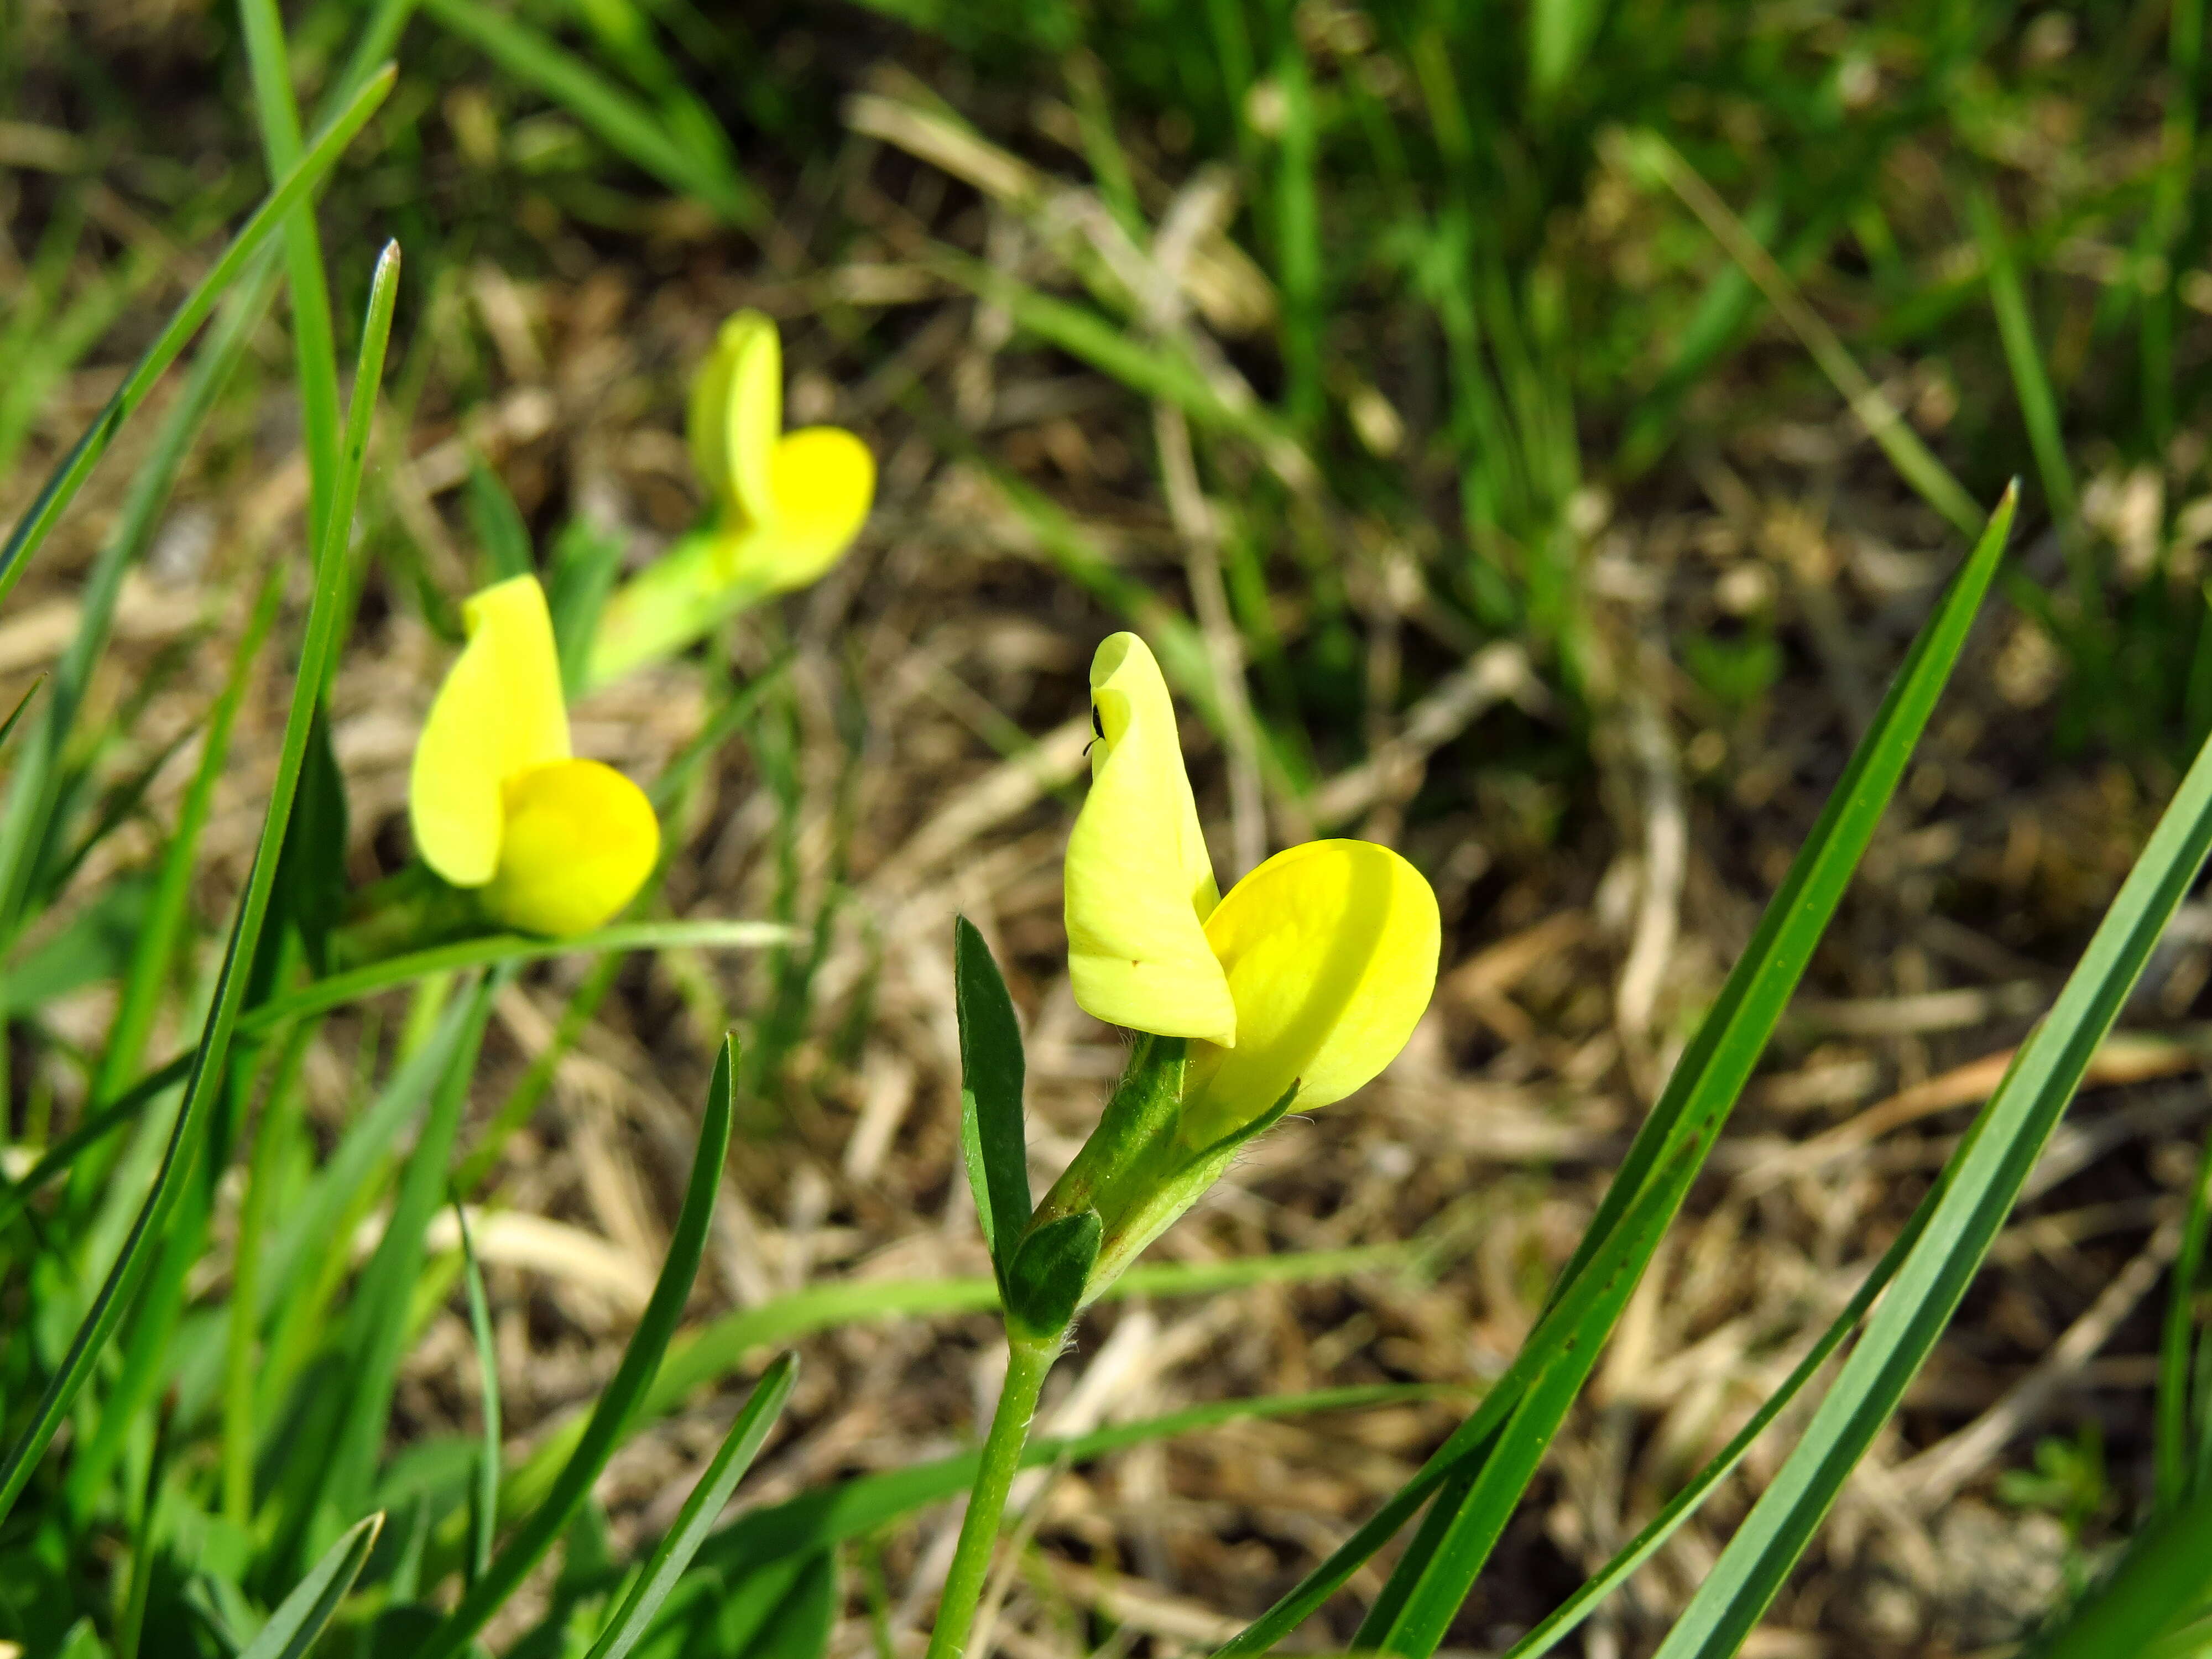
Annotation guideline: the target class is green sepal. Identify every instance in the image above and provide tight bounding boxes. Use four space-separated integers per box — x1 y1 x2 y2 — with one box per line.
1004 1211 1102 1342
953 916 1031 1290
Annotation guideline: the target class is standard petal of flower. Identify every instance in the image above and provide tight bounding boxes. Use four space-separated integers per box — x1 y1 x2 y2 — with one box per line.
409 575 571 888
1180 838 1439 1144
479 758 660 936
721 311 781 529
686 316 743 514
1064 633 1235 1045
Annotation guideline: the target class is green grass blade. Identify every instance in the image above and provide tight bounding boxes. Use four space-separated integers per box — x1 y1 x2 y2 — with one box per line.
416 0 759 225
1654 692 2212 1659
1497 1146 1964 1659
2030 1478 2212 1659
0 253 280 949
497 1243 1407 1528
455 1201 502 1587
1220 487 2017 1658
242 917 795 1031
0 65 393 615
582 1353 800 1659
1968 185 2078 531
2159 1114 2212 1505
0 243 401 1528
416 1032 737 1659
303 978 492 1547
691 1384 1451 1583
238 1512 385 1659
0 676 41 753
236 0 342 554
95 562 286 1104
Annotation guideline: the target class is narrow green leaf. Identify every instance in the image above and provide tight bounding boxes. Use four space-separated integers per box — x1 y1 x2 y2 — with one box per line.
1656 681 2212 1658
242 917 796 1031
238 1511 385 1659
0 243 403 1527
492 1243 1407 1536
1220 487 2018 1658
416 1032 737 1659
466 457 535 583
583 1353 800 1659
96 561 286 1103
2030 1478 2212 1658
691 1384 1452 1582
953 916 1030 1285
0 65 393 615
416 0 759 225
304 980 493 1544
455 1202 503 1588
2159 1113 2212 1505
236 0 343 554
0 254 278 950
0 676 41 752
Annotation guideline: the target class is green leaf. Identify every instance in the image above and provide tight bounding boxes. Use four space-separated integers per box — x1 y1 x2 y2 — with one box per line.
242 918 797 1031
267 705 350 977
0 66 393 617
0 873 153 1013
466 457 535 583
953 916 1030 1286
454 1199 502 1588
1653 678 2212 1659
1220 486 2019 1658
288 979 493 1558
547 517 629 698
0 675 40 751
690 1384 1452 1582
237 1512 385 1659
1003 1210 1102 1340
416 0 760 225
0 242 404 1530
582 1353 799 1659
2028 1467 2212 1656
415 1033 738 1659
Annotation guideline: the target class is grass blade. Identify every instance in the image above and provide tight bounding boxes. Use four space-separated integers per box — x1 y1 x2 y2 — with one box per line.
582 1353 800 1659
238 1512 385 1659
496 1243 1407 1529
1653 682 2212 1659
0 676 40 753
416 0 759 225
2159 1113 2212 1505
236 0 343 554
244 917 796 1030
0 243 402 1528
0 65 393 615
455 1200 502 1587
2030 1476 2212 1658
0 252 280 950
1220 487 2017 1657
415 1032 738 1659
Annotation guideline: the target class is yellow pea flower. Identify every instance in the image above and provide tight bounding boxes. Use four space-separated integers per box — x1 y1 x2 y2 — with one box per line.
410 574 660 936
587 310 875 687
1064 633 1439 1141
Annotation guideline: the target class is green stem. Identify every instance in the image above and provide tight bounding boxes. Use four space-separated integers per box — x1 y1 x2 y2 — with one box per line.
926 1334 1061 1659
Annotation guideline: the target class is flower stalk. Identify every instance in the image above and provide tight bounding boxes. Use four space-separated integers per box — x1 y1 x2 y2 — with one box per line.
925 1333 1062 1659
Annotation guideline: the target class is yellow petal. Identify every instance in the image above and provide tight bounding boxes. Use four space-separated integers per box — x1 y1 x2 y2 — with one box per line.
1179 839 1440 1144
479 758 660 936
410 575 571 888
1064 633 1234 1045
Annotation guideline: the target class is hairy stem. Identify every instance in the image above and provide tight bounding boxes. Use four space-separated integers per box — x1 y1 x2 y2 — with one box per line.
927 1333 1061 1659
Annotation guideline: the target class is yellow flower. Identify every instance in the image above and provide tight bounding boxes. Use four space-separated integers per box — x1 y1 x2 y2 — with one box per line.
410 575 660 936
587 311 874 686
1064 633 1440 1142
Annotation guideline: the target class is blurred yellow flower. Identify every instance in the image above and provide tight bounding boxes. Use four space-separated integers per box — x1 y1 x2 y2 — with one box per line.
1064 633 1439 1141
410 575 659 936
588 311 874 686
